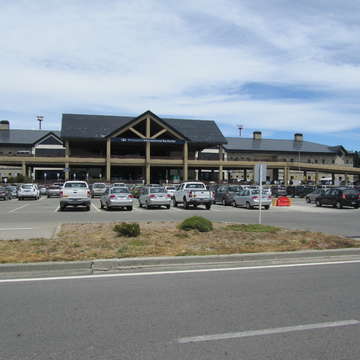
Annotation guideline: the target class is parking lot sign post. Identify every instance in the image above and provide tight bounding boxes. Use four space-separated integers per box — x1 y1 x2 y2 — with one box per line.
255 164 267 225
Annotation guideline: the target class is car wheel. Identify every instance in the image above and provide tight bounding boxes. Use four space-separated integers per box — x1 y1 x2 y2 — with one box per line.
315 200 321 207
206 203 211 210
166 204 170 209
306 197 311 203
85 205 90 211
264 205 270 210
173 198 178 207
127 206 132 211
232 200 237 207
100 201 104 209
59 205 65 211
336 201 342 209
246 202 252 210
184 198 189 209
354 205 359 209
222 199 227 206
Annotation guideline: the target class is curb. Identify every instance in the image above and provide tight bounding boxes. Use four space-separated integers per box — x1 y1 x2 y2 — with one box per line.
1 248 360 273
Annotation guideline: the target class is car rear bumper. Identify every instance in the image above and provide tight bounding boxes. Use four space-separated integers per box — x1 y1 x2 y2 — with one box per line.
108 199 133 207
60 198 91 206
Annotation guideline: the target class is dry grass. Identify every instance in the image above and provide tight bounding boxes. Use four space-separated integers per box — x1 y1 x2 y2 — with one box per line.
0 221 358 263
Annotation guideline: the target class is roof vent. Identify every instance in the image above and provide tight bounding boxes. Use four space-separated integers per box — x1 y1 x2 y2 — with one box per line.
294 133 303 142
253 131 262 140
0 120 9 130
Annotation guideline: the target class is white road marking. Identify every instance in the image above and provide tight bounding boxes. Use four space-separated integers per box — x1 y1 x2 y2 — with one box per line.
8 204 30 213
54 206 60 212
177 320 360 344
0 227 32 231
1 259 360 284
91 203 100 212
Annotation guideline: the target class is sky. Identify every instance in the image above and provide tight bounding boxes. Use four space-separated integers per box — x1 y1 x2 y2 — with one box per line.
0 0 359 151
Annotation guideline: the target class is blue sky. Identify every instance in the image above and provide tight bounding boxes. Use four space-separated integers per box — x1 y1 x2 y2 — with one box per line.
0 0 359 151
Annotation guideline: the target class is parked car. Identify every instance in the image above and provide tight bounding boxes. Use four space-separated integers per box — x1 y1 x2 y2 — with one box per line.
287 185 316 198
271 185 287 197
232 188 272 209
100 187 133 211
173 182 212 210
90 182 107 198
131 185 143 198
214 184 243 206
59 181 91 211
315 188 360 209
17 184 40 200
5 185 17 198
164 185 177 197
111 182 128 188
39 186 48 196
305 188 327 203
47 185 61 198
139 186 171 209
0 186 12 200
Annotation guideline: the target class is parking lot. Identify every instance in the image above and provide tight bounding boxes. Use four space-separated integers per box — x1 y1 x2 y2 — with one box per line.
0 196 359 240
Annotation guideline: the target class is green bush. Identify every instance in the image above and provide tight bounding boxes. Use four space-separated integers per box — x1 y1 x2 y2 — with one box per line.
113 223 140 237
179 216 213 232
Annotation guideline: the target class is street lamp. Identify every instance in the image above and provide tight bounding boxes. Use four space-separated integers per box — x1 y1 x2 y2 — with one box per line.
44 172 47 184
57 173 60 181
73 173 76 180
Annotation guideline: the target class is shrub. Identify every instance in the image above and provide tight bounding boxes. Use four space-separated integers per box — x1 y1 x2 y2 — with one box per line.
113 223 140 237
179 216 213 232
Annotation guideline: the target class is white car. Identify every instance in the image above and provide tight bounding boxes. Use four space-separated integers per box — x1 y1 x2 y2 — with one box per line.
165 185 176 197
18 184 40 200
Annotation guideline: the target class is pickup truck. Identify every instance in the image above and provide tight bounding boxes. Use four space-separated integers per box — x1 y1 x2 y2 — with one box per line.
59 181 91 211
173 182 212 209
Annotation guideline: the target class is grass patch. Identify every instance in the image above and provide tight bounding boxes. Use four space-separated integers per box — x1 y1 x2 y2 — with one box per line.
0 222 358 263
225 224 280 233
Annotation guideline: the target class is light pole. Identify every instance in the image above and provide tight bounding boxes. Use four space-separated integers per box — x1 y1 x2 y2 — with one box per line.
44 172 47 184
73 173 76 180
57 173 60 182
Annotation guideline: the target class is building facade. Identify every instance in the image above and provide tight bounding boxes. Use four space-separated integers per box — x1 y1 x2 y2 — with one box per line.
0 112 359 184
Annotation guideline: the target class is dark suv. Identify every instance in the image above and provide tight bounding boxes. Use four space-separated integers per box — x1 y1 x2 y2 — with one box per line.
315 188 360 209
214 185 243 205
287 185 316 198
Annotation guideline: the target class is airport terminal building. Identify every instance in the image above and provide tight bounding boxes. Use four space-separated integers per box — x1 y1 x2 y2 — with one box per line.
0 111 359 184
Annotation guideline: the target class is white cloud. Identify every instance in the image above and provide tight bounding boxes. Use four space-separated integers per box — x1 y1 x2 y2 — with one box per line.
0 0 359 139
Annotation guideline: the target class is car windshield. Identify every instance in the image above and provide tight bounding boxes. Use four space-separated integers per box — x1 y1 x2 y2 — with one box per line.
93 184 106 188
49 186 59 190
187 184 206 189
21 185 33 189
64 183 87 188
111 188 129 194
150 187 165 193
166 187 176 190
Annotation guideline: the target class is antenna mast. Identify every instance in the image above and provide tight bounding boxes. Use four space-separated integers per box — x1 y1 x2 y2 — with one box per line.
237 124 244 136
37 116 44 130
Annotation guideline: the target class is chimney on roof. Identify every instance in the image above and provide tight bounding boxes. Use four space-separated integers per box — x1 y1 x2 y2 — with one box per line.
253 131 262 140
294 133 303 142
0 120 9 130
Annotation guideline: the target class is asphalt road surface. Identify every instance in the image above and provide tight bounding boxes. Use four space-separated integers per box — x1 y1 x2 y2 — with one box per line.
0 197 359 240
1 261 360 359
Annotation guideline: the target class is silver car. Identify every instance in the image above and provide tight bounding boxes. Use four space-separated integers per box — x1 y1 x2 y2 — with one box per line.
17 184 40 200
305 188 327 203
232 189 272 209
139 186 171 209
47 185 61 198
91 182 107 198
100 187 133 211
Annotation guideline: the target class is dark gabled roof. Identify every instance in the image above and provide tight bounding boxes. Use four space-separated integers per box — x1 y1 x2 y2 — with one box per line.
224 137 346 154
61 114 133 140
0 130 61 145
61 111 226 145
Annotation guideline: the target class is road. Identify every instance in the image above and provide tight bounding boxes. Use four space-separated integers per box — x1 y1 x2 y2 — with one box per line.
1 261 360 359
0 197 359 240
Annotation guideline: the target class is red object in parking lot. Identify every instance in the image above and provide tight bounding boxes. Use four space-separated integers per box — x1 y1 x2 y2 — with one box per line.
276 196 291 206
